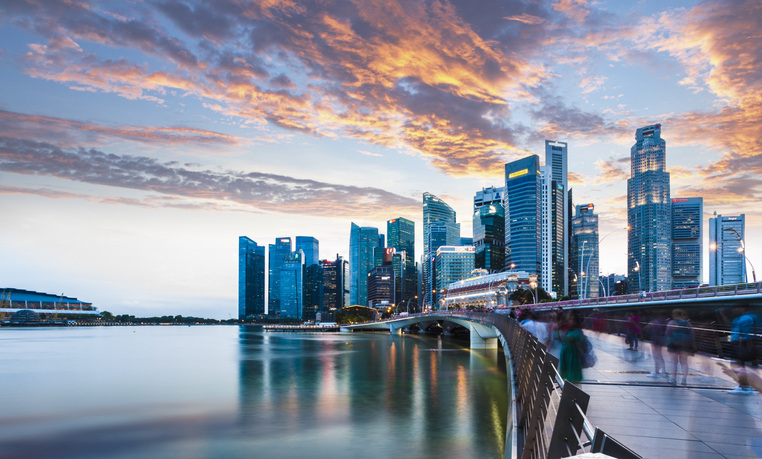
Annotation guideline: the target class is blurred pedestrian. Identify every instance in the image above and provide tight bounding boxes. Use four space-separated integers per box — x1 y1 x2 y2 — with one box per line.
625 311 641 351
646 312 669 377
726 306 759 394
558 311 584 384
520 309 550 347
666 308 696 385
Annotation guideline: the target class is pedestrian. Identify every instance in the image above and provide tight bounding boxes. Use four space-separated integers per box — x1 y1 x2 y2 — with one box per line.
666 308 696 385
646 312 669 377
558 311 584 384
520 309 550 347
625 311 640 351
726 306 759 394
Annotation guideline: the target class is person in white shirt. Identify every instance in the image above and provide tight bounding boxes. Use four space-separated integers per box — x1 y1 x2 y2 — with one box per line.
520 309 549 347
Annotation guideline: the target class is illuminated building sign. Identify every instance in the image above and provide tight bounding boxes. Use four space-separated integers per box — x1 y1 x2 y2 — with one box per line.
279 238 290 243
672 198 687 202
508 168 529 179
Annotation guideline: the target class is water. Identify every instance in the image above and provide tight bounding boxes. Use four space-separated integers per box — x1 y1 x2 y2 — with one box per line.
0 326 507 458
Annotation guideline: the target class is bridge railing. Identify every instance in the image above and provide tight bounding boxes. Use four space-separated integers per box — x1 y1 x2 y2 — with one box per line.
445 311 641 459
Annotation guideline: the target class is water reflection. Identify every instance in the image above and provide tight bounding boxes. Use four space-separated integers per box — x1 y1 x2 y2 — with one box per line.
238 328 507 458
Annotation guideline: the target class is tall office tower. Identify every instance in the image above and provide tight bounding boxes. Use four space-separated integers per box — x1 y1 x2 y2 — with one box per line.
473 199 505 272
321 255 348 311
296 236 322 320
349 223 381 306
295 236 319 267
434 246 475 308
545 140 569 297
279 250 305 319
475 186 505 208
709 214 746 285
540 166 551 294
567 188 575 293
238 237 265 320
387 217 416 305
268 237 292 315
423 192 460 307
570 204 599 299
367 266 395 307
627 124 671 293
671 198 703 289
505 155 542 279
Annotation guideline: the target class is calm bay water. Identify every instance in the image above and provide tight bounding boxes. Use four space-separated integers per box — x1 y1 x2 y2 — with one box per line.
0 326 507 458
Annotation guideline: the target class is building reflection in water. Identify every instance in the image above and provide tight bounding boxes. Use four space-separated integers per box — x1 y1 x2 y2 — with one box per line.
237 327 507 458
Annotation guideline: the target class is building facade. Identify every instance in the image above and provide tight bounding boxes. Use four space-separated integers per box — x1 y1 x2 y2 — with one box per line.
709 214 746 285
545 140 569 297
671 198 703 289
434 246 475 309
367 266 395 307
349 223 381 306
321 255 349 311
473 201 505 273
627 124 671 293
268 237 292 315
387 217 416 306
279 250 305 319
570 204 599 299
505 155 542 280
238 236 265 319
423 192 460 307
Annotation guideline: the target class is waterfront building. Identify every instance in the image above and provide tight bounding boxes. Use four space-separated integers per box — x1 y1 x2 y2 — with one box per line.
627 124 671 293
709 214 746 285
321 255 349 311
505 155 542 279
423 192 460 307
570 204 599 299
473 200 505 273
671 198 703 289
367 266 395 307
279 250 305 319
387 217 416 305
296 236 322 320
434 246 475 308
238 236 265 319
268 237 292 315
545 140 569 297
443 270 534 309
349 223 381 306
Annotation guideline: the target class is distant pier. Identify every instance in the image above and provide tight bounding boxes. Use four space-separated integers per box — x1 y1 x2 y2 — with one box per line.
263 324 340 332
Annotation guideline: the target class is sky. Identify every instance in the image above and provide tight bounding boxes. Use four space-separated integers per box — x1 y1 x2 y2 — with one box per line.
1 0 761 319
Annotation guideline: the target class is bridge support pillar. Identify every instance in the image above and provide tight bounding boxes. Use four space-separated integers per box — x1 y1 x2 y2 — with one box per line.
389 323 403 335
470 324 498 349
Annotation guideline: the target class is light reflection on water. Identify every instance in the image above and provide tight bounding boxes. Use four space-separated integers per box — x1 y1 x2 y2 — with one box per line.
0 326 507 458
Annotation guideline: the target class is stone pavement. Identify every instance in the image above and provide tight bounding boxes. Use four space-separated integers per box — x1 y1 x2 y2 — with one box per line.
569 332 762 458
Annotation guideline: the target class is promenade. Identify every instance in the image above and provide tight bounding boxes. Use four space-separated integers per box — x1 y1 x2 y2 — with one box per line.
571 332 762 458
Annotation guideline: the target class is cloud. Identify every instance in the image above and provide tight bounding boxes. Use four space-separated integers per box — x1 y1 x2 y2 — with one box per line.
593 156 629 184
0 137 419 219
0 110 244 148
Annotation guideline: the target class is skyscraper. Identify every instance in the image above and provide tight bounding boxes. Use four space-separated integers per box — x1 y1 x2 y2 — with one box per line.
268 237 292 314
321 255 348 311
709 214 746 285
295 236 319 268
505 155 542 279
545 140 569 297
473 199 505 272
296 236 322 321
238 236 265 320
387 217 416 305
435 246 475 308
672 198 703 289
540 165 565 297
627 124 671 292
279 250 304 319
349 223 381 306
423 192 460 307
570 204 599 299
367 266 395 307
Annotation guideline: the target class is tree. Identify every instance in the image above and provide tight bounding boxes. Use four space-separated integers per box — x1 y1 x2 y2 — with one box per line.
100 311 115 321
509 286 552 305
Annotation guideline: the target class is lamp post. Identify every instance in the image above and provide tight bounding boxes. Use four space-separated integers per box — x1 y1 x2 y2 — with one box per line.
580 241 587 299
529 280 537 304
633 260 642 292
725 227 757 283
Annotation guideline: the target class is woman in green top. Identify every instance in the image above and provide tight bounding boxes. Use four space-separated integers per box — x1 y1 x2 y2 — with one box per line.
559 312 584 384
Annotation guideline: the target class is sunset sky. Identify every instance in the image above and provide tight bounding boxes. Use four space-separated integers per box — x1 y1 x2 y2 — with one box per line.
1 0 760 319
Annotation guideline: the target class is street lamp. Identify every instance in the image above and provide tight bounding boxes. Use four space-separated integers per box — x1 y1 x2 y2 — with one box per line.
725 227 757 283
529 280 537 304
580 241 588 299
633 260 642 292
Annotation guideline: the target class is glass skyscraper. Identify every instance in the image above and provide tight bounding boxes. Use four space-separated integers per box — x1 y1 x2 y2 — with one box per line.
570 204 599 299
349 223 381 306
473 201 505 273
321 255 348 311
268 237 292 315
296 236 322 320
238 236 265 319
505 155 542 279
295 236 319 268
545 140 568 297
387 217 416 305
709 214 745 285
434 246 475 309
423 192 460 307
279 250 304 319
627 124 671 293
672 197 703 289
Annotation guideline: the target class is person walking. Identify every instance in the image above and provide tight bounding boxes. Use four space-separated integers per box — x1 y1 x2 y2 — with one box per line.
646 312 669 377
666 309 696 385
726 306 759 394
520 309 550 347
558 311 584 384
625 311 641 351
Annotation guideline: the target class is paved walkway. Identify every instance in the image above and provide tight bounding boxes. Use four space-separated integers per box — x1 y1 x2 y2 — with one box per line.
569 332 762 458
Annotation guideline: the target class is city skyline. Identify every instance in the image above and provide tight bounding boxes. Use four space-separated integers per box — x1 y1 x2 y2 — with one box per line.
2 1 761 319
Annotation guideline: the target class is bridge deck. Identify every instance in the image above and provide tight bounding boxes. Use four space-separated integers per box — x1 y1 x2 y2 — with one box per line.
577 332 762 458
